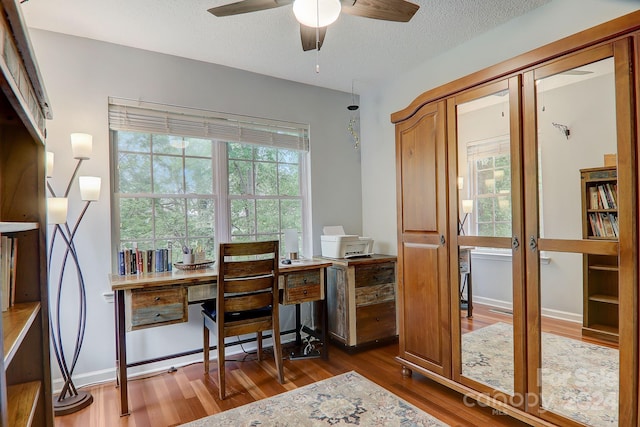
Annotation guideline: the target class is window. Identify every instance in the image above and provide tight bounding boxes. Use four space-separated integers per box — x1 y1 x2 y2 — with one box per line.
109 99 310 266
466 137 512 237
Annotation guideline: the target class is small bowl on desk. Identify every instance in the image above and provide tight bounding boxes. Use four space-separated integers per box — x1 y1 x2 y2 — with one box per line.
174 260 215 271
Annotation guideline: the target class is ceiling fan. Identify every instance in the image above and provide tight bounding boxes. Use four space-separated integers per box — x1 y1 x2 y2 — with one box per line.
208 0 420 51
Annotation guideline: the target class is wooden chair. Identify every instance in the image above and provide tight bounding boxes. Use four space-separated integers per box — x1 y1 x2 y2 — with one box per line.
202 240 284 399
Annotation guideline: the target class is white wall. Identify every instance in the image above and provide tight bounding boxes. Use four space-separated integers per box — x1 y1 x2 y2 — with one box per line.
31 30 363 386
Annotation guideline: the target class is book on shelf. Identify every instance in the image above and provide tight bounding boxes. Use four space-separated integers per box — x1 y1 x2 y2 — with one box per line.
589 187 599 209
1 235 17 311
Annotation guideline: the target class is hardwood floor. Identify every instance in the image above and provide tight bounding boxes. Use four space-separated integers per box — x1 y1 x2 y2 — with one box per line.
54 339 529 427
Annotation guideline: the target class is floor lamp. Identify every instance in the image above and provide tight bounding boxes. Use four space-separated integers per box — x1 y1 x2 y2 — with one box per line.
458 199 473 235
46 133 100 415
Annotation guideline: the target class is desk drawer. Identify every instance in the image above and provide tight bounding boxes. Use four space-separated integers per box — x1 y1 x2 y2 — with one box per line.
355 262 395 288
127 286 187 330
280 270 321 305
356 300 396 344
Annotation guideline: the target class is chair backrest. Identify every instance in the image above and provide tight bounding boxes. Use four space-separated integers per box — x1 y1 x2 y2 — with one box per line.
217 241 280 322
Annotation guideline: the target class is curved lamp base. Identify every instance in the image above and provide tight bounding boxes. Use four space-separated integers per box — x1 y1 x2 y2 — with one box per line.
54 391 93 416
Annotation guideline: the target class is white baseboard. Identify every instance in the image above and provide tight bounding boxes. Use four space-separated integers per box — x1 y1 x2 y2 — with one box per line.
473 297 582 324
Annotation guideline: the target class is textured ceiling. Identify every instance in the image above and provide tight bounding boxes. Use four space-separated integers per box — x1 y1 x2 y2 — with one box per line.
21 0 550 94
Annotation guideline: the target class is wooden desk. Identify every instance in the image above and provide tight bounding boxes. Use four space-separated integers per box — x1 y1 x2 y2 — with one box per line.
110 258 331 416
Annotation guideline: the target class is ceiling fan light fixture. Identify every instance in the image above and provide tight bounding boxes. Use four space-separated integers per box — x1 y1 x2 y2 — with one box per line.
293 0 341 28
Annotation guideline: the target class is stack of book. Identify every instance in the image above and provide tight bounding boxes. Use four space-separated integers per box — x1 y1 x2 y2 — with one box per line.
117 246 173 275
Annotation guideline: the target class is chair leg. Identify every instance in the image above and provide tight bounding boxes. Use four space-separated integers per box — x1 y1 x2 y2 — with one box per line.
257 331 262 361
203 322 210 373
217 332 226 400
272 326 284 384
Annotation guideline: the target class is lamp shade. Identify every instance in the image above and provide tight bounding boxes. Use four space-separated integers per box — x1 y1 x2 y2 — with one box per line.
71 133 93 159
284 228 299 255
47 197 68 224
462 199 474 214
79 176 101 201
46 151 54 178
293 0 341 28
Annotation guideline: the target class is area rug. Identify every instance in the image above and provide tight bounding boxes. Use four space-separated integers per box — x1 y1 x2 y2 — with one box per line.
462 322 618 426
180 371 448 426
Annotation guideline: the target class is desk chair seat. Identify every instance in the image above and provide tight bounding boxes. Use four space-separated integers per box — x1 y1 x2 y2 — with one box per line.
203 241 284 399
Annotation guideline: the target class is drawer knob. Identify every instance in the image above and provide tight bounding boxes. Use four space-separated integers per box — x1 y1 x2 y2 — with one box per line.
154 297 161 301
376 317 380 321
303 278 308 284
155 313 161 317
303 290 307 295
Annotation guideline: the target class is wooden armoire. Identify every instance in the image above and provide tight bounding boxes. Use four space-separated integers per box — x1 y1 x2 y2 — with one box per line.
393 11 640 427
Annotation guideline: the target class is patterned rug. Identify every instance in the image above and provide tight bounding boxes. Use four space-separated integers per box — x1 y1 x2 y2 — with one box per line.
462 322 618 426
180 371 448 426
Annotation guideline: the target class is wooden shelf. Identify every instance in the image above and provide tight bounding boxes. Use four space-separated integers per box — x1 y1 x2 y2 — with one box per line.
7 381 40 427
588 294 619 305
0 222 38 233
588 264 619 272
2 302 40 366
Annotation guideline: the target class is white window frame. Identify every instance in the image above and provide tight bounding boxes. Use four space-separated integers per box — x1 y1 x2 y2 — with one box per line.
108 98 311 269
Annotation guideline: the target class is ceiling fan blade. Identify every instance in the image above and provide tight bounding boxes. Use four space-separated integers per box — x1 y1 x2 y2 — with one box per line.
300 25 327 51
341 0 419 22
208 0 293 17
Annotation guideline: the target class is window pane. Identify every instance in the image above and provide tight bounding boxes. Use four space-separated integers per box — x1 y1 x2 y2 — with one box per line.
120 198 153 240
279 149 299 163
279 163 300 196
228 142 252 160
185 158 213 194
187 198 215 239
231 199 255 236
185 137 212 157
118 131 150 153
153 155 184 194
155 198 186 239
118 153 151 193
255 146 278 161
281 199 302 230
153 134 182 155
255 162 278 195
257 199 279 234
229 159 253 195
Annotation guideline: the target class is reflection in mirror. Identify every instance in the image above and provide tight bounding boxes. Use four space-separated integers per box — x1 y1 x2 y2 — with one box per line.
536 56 619 426
536 57 617 241
457 90 511 238
460 246 514 396
540 252 618 425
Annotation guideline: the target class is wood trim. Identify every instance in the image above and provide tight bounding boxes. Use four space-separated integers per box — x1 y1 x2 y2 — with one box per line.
537 238 618 255
613 36 638 426
391 10 640 124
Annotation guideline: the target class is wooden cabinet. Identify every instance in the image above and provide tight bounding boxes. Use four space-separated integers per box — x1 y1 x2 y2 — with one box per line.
581 166 619 342
394 100 450 377
0 2 53 426
326 255 397 351
392 12 640 427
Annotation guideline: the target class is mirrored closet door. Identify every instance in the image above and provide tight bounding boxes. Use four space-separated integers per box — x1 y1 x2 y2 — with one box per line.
523 40 635 426
449 77 527 408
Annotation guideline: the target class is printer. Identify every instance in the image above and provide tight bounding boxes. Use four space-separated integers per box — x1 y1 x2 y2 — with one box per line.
320 226 374 259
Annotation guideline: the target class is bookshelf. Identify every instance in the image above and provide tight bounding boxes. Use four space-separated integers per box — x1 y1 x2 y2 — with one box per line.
580 166 619 342
0 1 53 426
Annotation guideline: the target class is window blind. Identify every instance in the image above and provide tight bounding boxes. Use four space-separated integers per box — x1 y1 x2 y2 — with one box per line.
108 97 310 152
